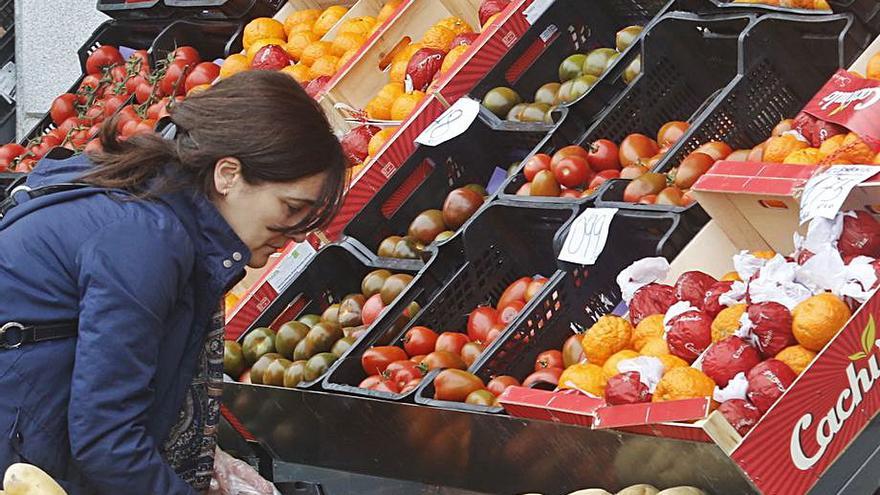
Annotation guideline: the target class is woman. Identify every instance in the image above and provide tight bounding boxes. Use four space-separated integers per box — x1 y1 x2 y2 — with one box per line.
0 70 346 494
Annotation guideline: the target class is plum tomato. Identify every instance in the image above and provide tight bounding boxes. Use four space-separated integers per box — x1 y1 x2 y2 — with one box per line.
434 369 485 402
361 346 408 375
496 277 531 311
534 350 564 371
467 306 497 343
656 121 689 148
385 360 426 386
497 300 525 326
619 133 659 168
423 350 467 370
523 367 562 388
435 331 471 355
460 341 485 367
487 375 520 396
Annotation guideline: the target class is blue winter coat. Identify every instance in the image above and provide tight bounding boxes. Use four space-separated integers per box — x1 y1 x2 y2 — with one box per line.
0 154 250 494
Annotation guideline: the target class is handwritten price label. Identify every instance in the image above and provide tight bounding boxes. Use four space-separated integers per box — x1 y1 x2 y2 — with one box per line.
558 208 617 265
415 97 481 147
799 165 879 224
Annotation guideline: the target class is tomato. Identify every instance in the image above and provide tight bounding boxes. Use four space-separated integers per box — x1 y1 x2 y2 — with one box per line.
28 133 62 158
559 189 582 198
410 354 427 364
361 346 408 375
524 276 548 302
638 194 657 205
134 81 155 105
400 378 422 394
523 153 551 181
359 375 382 389
185 62 220 93
496 277 531 311
385 360 425 386
434 369 485 402
109 65 128 85
84 138 103 155
120 119 140 139
102 95 128 119
158 97 183 119
551 145 590 168
620 164 648 179
146 100 164 121
695 141 733 161
132 119 156 136
423 351 467 370
361 293 385 326
562 334 585 367
403 326 438 357
553 156 593 188
86 45 124 75
619 134 659 168
535 350 564 371
681 189 697 206
128 50 150 75
15 158 37 173
656 121 689 148
115 106 139 133
173 46 202 67
460 342 485 367
57 117 82 137
485 324 504 344
497 300 525 325
84 103 105 125
465 389 496 406
0 143 25 170
372 379 401 394
160 60 192 97
435 331 470 355
487 375 520 396
674 151 715 189
50 94 78 126
588 169 620 190
726 149 751 162
587 139 620 171
466 306 496 342
523 367 562 388
78 74 103 97
515 183 531 196
126 75 148 98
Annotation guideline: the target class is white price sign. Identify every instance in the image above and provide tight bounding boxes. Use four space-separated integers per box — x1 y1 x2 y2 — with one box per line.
415 97 481 147
523 0 554 24
266 242 317 293
799 165 879 224
558 208 617 265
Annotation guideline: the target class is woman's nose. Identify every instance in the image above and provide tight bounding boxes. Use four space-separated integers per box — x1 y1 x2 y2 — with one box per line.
288 232 308 243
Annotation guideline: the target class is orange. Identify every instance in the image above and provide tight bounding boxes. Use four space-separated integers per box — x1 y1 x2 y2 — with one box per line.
243 17 286 50
639 337 670 357
337 48 359 72
310 55 340 79
331 32 366 57
814 0 831 8
784 147 823 165
314 6 349 37
284 8 321 35
829 133 876 165
435 16 473 36
393 42 425 64
421 25 457 52
657 354 689 372
632 314 665 350
558 363 607 397
751 250 776 259
819 134 846 157
339 16 377 37
288 22 315 36
367 127 399 157
653 367 716 402
377 0 404 23
300 41 333 66
280 64 311 84
440 44 470 74
366 82 406 120
602 350 640 379
390 90 425 121
775 345 817 375
868 53 880 81
711 304 746 343
721 271 741 282
220 53 249 79
389 60 409 84
286 31 320 62
581 315 634 366
246 38 288 63
763 135 809 163
792 293 852 351
482 13 502 31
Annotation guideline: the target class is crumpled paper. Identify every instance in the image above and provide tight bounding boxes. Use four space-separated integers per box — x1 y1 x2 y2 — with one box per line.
748 255 813 310
798 248 878 303
733 251 769 281
799 213 846 254
617 257 671 303
736 311 759 348
719 280 747 307
617 356 665 393
662 300 699 338
713 372 750 402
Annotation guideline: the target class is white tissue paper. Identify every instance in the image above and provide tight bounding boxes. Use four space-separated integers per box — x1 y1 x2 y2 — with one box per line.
839 256 879 303
733 251 769 281
799 249 879 304
713 372 750 402
748 255 813 310
662 300 699 338
719 280 748 307
736 311 760 348
617 356 665 393
617 257 670 303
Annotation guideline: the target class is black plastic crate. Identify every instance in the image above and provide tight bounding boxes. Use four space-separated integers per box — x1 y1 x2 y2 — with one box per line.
342 106 565 261
236 239 462 390
165 0 285 20
150 18 244 66
97 0 175 20
0 0 12 34
830 0 880 33
596 13 869 216
414 209 691 413
322 201 580 402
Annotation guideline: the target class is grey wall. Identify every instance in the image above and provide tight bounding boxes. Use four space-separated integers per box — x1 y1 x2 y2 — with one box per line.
15 0 107 139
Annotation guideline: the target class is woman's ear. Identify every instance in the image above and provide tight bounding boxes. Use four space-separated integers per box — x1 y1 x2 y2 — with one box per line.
213 157 242 196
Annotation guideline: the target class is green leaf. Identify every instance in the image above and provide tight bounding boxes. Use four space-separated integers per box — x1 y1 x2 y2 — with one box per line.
862 315 876 355
849 352 868 361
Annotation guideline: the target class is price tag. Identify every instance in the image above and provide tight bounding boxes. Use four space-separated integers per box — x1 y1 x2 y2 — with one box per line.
799 165 879 224
558 208 617 265
415 97 480 147
523 0 554 25
0 62 15 104
266 242 317 293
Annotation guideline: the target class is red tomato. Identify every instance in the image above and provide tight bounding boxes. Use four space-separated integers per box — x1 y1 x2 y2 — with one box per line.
403 326 438 356
126 75 148 98
146 101 164 121
128 50 150 75
587 139 620 171
497 300 525 325
361 346 408 375
485 323 504 344
135 82 155 104
466 306 497 342
695 141 733 161
50 94 78 126
361 293 385 326
109 65 128 85
551 145 590 168
619 134 659 168
0 143 25 170
535 350 564 371
496 277 531 312
524 276 548 302
638 194 657 205
435 331 470 355
656 121 689 148
84 138 103 155
422 351 467 370
385 360 425 386
523 367 563 388
160 60 191 97
487 375 520 396
114 106 139 133
515 183 531 196
559 189 582 198
102 95 128 118
410 354 427 364
86 45 124 75
400 378 422 394
28 133 62 158
185 62 220 93
523 153 551 182
434 369 485 402
359 375 382 389
372 379 401 394
78 74 103 99
588 169 620 190
172 46 202 67
460 342 485 367
132 119 156 136
620 164 648 180
553 156 592 188
120 119 139 139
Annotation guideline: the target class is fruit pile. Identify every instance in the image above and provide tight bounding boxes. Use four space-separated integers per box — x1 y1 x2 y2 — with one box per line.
532 485 709 495
376 184 487 260
730 0 830 9
356 275 548 395
224 268 419 388
482 25 643 123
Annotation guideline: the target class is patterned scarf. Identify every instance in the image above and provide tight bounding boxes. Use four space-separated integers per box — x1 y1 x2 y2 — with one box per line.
161 304 225 492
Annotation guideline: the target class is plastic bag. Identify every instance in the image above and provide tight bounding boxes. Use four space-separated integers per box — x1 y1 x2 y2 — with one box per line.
209 448 281 495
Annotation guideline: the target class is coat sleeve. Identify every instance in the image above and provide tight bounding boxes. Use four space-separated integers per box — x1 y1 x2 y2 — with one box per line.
67 216 198 495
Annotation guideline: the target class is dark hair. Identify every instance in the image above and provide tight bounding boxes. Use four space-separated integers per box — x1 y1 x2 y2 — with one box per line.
84 70 347 235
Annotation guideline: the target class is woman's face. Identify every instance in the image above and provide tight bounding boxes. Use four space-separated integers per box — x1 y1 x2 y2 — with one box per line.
212 159 328 268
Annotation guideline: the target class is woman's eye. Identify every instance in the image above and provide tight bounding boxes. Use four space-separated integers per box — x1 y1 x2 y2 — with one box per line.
288 204 303 215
